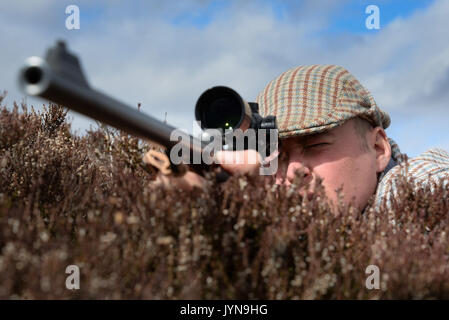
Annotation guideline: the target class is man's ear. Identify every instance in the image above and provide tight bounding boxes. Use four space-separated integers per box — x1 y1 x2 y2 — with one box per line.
372 127 391 173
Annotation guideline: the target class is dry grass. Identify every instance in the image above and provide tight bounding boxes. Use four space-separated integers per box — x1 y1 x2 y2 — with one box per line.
0 96 448 299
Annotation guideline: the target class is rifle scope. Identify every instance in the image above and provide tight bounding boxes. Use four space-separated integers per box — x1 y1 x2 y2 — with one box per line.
195 86 276 134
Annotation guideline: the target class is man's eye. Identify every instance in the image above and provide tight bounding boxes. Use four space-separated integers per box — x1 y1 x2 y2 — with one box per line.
305 143 329 149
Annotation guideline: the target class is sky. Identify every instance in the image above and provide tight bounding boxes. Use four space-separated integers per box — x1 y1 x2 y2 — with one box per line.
0 0 448 158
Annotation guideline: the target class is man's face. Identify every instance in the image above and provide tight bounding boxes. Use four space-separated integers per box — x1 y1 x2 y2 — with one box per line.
275 118 380 212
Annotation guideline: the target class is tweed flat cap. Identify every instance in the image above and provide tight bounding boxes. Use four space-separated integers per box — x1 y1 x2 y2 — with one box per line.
256 65 391 138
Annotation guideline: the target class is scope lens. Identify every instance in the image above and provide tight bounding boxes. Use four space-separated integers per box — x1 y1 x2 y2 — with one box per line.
201 96 242 130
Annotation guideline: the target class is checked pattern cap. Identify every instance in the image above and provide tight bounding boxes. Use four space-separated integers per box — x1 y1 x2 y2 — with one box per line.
256 65 391 138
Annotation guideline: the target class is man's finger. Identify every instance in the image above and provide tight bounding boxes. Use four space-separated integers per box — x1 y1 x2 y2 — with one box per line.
215 150 262 175
151 171 207 191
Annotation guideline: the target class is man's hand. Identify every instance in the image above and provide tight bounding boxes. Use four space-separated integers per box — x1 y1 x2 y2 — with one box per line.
145 149 263 191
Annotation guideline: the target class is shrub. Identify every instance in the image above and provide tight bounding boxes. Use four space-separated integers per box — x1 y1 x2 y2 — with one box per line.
0 97 448 299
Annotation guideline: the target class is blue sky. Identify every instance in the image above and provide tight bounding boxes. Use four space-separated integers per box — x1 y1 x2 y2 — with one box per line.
171 1 229 28
325 0 435 33
169 0 435 32
0 0 448 158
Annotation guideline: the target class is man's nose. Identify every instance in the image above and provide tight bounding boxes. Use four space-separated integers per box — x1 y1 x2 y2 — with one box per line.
285 161 312 185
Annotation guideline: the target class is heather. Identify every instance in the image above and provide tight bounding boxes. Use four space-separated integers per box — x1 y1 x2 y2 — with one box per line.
0 96 448 299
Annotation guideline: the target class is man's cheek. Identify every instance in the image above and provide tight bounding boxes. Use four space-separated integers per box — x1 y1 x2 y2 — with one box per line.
317 174 342 198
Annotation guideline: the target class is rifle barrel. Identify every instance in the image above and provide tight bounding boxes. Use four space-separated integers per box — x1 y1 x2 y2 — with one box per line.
18 41 203 156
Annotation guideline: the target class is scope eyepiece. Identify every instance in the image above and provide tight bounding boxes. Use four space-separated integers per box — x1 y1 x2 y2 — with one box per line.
195 86 252 132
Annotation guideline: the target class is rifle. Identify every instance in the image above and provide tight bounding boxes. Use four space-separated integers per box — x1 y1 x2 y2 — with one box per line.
18 40 276 180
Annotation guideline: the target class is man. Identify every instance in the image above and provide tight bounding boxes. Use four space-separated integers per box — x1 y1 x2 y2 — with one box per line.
145 65 449 213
